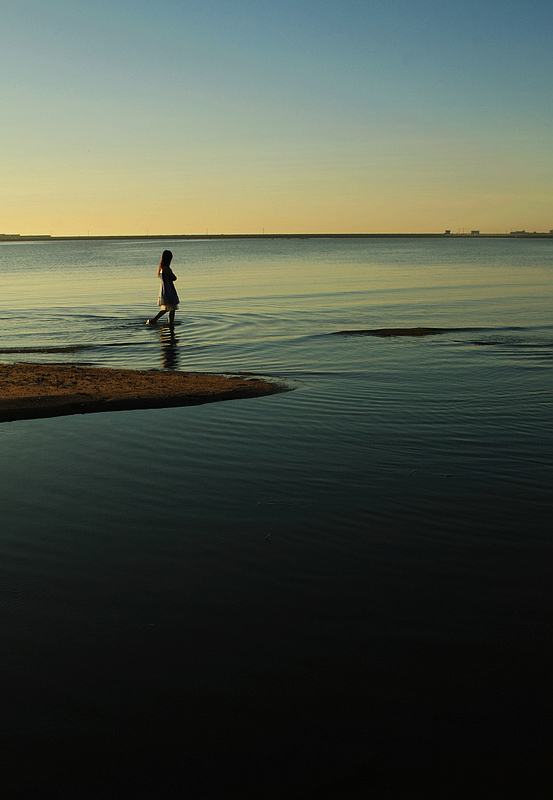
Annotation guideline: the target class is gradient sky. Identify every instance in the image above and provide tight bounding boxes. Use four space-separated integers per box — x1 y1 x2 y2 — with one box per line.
2 0 552 235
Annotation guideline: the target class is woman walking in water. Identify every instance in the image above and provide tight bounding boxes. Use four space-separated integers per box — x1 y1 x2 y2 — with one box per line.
146 250 179 326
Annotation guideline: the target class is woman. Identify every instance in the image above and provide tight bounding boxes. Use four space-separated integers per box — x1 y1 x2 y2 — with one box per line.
146 250 179 326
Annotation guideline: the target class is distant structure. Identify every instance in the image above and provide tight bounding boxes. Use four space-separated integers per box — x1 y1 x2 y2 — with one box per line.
0 233 51 240
470 230 480 235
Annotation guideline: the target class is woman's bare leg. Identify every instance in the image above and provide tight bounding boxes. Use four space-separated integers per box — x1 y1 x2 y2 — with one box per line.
147 310 167 324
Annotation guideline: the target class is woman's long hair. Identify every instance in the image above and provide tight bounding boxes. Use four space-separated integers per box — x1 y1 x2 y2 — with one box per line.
159 250 173 271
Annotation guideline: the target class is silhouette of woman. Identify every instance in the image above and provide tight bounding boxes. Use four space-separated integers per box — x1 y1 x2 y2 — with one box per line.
146 250 179 326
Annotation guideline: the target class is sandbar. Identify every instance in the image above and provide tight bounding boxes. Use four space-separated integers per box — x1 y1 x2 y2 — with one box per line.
0 362 287 423
335 327 457 337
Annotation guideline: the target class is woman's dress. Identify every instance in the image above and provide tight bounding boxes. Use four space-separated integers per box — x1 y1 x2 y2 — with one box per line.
158 271 179 310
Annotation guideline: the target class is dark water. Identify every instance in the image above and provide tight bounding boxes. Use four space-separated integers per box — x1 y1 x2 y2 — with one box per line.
0 238 551 797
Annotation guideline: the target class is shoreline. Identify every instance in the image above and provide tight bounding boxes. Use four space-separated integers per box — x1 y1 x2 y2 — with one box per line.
0 363 288 423
2 232 552 242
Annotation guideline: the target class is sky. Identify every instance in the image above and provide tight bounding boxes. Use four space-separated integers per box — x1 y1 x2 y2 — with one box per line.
2 0 552 235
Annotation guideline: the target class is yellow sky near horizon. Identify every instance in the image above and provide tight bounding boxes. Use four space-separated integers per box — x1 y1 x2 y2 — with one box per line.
2 0 552 237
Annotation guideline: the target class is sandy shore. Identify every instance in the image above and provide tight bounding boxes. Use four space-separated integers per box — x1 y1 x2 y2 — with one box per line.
0 362 287 423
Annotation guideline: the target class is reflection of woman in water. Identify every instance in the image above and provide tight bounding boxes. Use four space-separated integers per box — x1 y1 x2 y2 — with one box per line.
159 325 179 370
146 250 179 326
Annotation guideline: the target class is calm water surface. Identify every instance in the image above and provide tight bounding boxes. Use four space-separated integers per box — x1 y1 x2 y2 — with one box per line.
1 238 551 797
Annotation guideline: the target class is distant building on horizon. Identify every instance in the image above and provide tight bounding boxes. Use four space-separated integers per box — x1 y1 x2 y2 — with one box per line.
0 234 51 240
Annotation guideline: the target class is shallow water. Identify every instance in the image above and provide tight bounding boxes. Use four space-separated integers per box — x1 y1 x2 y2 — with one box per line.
0 237 551 797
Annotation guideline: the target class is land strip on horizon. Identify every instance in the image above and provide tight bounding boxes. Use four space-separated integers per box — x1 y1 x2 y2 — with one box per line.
2 231 552 242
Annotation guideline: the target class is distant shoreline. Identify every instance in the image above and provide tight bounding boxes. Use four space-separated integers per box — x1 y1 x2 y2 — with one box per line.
1 231 552 242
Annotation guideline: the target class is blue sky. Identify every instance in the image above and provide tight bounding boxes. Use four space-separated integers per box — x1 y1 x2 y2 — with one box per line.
2 0 551 234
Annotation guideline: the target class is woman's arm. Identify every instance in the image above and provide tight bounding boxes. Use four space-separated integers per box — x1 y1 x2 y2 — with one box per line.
159 266 177 280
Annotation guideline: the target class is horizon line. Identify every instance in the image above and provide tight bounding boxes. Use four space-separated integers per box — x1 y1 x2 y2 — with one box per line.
2 231 552 242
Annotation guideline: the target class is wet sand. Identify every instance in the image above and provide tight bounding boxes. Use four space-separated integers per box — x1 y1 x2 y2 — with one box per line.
0 362 286 422
335 326 459 336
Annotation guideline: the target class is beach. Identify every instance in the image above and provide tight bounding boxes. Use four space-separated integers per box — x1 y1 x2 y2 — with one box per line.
0 362 286 422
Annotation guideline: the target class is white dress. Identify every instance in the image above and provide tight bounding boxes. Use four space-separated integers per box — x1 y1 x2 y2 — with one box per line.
158 271 179 310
